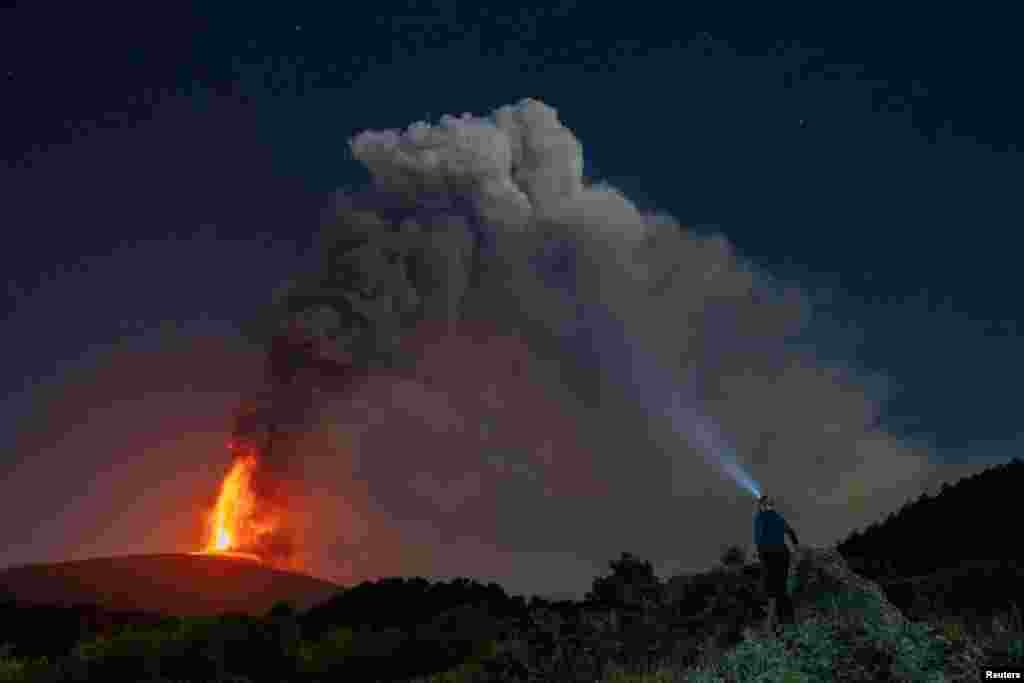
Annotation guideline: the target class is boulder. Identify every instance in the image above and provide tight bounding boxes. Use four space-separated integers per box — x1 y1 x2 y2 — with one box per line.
790 545 909 631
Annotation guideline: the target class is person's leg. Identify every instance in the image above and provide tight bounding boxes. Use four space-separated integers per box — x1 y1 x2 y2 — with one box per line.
761 549 786 631
778 596 794 626
767 550 788 595
777 549 795 627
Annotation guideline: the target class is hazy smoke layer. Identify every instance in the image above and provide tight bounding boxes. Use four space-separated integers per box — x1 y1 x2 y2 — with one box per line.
247 99 956 597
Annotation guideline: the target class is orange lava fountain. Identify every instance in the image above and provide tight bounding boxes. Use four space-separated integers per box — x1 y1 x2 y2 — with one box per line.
193 442 279 563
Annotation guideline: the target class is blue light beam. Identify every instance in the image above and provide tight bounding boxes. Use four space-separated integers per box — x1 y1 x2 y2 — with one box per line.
529 239 762 498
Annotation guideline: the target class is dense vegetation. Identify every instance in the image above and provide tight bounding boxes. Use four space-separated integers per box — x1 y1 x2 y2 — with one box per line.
837 457 1024 620
1 457 1022 681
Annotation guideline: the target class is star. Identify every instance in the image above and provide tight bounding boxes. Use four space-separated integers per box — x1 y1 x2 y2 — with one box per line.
799 119 808 129
295 25 302 32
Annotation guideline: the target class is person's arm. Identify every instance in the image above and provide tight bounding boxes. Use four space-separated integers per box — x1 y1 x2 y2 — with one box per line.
754 513 763 547
784 519 800 547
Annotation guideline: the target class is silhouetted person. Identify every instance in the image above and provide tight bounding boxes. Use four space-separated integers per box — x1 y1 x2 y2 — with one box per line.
755 495 800 632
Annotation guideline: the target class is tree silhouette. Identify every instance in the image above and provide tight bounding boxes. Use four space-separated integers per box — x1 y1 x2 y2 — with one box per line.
719 544 746 569
586 552 663 610
833 458 1024 617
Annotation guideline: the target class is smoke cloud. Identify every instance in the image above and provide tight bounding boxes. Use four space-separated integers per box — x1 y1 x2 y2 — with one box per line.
240 99 967 598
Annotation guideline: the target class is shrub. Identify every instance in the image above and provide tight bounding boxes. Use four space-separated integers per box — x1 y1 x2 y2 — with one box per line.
63 613 294 682
0 644 53 683
70 627 166 680
418 638 499 682
296 625 355 676
941 619 964 643
720 545 747 570
588 552 664 610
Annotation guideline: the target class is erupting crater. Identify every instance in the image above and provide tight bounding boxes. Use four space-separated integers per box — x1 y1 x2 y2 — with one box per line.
193 439 297 571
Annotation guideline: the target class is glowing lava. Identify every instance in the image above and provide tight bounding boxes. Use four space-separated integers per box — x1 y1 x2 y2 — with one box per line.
189 550 262 562
196 442 278 563
206 450 255 552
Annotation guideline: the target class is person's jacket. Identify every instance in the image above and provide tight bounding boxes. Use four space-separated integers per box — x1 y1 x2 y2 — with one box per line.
755 509 799 549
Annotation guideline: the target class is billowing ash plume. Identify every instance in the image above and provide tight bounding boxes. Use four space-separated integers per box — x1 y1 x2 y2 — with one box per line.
233 99 952 596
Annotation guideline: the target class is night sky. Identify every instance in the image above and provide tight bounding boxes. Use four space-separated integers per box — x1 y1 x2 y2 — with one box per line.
2 4 1021 600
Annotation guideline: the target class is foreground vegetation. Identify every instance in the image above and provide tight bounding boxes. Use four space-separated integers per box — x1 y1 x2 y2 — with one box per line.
0 550 1021 682
583 583 1022 683
2 458 1022 681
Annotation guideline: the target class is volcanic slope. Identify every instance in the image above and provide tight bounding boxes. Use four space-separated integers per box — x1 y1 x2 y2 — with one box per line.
0 553 343 617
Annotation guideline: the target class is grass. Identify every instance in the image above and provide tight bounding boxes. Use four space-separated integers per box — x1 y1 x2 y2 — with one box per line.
581 585 1023 683
2 604 1020 682
0 644 51 682
1 564 1022 681
411 564 1023 683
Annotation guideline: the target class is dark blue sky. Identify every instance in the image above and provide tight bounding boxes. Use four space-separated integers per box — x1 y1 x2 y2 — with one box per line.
1 3 1021 591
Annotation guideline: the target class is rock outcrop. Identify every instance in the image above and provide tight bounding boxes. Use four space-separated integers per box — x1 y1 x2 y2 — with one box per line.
790 544 909 631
